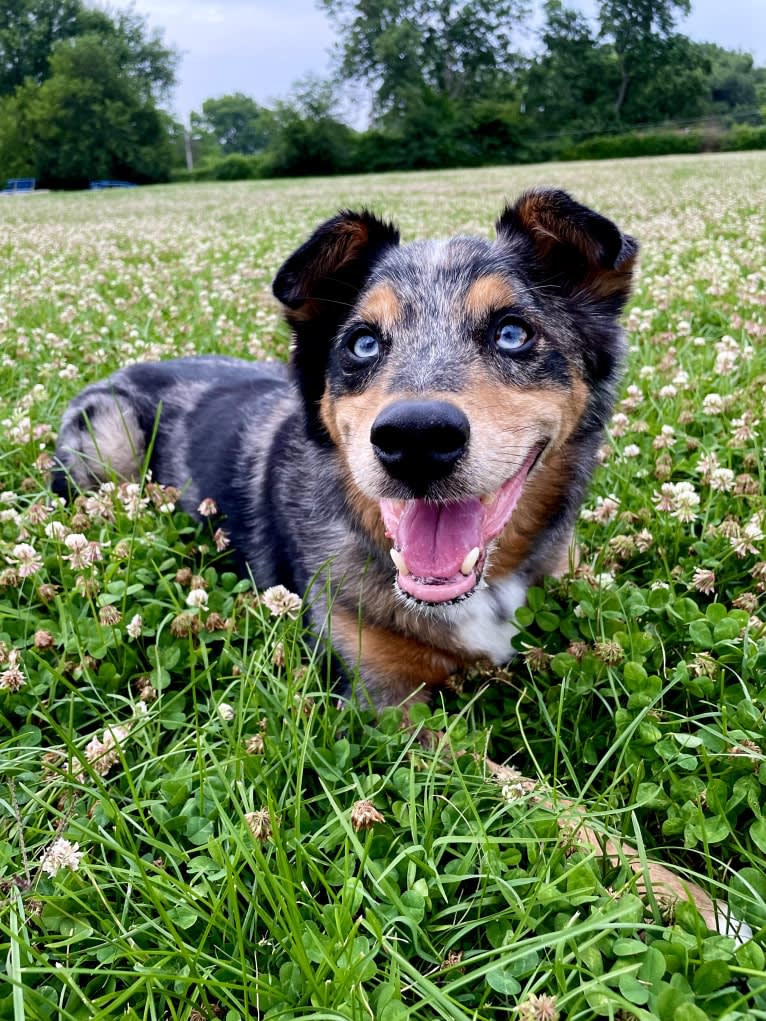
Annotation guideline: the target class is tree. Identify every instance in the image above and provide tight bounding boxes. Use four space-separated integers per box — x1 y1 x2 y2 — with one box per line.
525 1 614 136
201 93 269 155
697 44 766 116
262 76 356 176
0 0 177 187
0 0 175 99
319 0 530 126
0 0 84 95
2 32 173 187
619 32 709 124
597 0 691 119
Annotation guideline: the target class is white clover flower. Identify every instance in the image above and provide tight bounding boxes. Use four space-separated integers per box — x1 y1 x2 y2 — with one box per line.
709 467 735 492
593 571 615 588
0 649 25 691
64 533 102 569
653 483 676 512
652 425 675 450
44 520 70 540
84 490 116 521
261 585 302 619
83 724 130 777
702 393 724 414
9 543 42 578
186 588 208 610
592 496 620 524
119 483 149 520
197 498 218 517
217 702 235 722
213 528 230 551
671 482 700 523
126 614 143 639
610 412 630 436
40 838 83 877
696 452 720 480
623 444 641 458
620 384 643 410
691 568 716 595
653 481 700 522
732 414 759 444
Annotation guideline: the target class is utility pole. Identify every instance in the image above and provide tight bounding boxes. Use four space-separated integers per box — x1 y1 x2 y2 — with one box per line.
184 117 194 172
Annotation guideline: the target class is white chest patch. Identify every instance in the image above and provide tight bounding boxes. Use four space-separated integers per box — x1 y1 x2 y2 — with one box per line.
450 575 528 665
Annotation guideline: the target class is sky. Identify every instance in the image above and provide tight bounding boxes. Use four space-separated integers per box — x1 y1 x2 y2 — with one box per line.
130 0 766 122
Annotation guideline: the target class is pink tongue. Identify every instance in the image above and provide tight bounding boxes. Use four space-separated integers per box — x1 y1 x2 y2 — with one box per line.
398 498 483 578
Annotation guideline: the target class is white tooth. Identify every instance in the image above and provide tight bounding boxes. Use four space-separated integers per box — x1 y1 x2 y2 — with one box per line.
390 548 410 576
460 547 481 576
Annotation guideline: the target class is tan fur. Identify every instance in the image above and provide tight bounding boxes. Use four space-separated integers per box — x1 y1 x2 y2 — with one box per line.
357 282 403 333
320 386 392 550
583 255 638 300
460 375 587 578
333 607 462 705
463 274 516 319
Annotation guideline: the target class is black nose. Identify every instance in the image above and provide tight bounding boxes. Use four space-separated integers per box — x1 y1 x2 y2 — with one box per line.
370 400 469 494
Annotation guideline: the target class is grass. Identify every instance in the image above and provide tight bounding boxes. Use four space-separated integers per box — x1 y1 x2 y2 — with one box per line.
1 151 766 1020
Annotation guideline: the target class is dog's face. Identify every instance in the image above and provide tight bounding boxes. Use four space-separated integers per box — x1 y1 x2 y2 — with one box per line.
274 190 637 608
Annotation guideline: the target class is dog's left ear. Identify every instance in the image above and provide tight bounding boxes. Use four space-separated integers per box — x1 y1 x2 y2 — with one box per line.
496 188 638 314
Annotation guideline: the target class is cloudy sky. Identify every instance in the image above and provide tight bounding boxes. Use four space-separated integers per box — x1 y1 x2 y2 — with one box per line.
131 0 766 121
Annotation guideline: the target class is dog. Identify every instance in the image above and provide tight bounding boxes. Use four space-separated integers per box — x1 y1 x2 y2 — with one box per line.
52 199 759 943
52 188 637 711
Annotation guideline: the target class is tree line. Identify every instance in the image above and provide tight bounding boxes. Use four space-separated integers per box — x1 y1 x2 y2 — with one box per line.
1 0 764 188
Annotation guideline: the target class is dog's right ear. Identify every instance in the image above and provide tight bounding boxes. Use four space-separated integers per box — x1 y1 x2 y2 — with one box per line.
273 210 400 327
273 210 400 438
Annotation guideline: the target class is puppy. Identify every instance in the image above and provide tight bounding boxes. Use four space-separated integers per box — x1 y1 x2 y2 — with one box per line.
53 188 637 710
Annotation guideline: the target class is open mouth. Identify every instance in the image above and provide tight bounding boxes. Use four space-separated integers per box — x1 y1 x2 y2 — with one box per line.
379 444 545 604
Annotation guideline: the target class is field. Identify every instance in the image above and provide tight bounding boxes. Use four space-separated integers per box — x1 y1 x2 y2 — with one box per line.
1 151 766 1020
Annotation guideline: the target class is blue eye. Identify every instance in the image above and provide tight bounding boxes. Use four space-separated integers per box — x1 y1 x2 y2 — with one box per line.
349 333 380 360
494 317 533 353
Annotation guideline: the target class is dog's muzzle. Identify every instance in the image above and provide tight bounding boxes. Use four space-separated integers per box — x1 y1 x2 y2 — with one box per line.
370 399 469 495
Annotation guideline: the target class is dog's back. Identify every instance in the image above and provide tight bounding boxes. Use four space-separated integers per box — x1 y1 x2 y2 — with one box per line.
52 355 306 581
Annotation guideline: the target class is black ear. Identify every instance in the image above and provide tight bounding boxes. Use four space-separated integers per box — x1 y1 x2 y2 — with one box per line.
273 209 400 321
496 188 638 315
273 210 399 436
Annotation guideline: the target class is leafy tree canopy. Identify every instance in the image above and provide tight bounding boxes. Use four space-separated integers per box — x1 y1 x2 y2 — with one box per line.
0 0 176 99
597 0 691 117
0 0 176 187
201 93 269 155
318 0 530 125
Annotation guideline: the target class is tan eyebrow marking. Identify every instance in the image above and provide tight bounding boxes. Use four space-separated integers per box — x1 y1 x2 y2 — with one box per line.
356 283 403 333
464 274 516 318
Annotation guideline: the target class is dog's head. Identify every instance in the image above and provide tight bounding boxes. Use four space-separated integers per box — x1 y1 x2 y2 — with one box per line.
273 189 637 607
